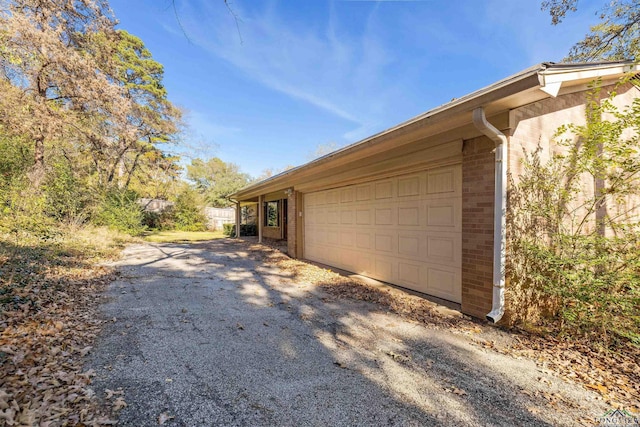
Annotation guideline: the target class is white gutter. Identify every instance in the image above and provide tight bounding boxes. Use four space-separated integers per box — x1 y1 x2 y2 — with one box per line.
472 108 507 323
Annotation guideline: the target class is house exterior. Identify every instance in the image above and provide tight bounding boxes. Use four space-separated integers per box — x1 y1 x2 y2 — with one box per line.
230 61 640 322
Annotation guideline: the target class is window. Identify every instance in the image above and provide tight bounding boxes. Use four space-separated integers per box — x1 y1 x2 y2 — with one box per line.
264 201 279 227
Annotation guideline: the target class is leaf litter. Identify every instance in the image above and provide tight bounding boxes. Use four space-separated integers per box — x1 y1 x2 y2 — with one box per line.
0 238 123 426
231 238 640 412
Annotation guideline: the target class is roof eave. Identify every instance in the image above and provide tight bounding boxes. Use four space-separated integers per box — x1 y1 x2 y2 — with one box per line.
232 61 639 200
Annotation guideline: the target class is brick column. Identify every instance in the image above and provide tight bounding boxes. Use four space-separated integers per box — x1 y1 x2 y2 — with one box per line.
461 135 495 318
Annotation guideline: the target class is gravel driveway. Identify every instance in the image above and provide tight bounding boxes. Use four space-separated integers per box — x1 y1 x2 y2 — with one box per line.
88 240 606 426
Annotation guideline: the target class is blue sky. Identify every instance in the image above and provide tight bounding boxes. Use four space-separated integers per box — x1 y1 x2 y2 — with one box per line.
109 0 601 178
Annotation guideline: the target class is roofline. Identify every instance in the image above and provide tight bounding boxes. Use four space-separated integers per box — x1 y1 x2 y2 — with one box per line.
233 60 639 199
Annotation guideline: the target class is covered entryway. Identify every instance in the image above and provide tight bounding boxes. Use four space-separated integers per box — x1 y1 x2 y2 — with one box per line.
303 165 462 303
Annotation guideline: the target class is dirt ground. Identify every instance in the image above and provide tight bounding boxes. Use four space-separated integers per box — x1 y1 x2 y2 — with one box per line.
87 239 612 426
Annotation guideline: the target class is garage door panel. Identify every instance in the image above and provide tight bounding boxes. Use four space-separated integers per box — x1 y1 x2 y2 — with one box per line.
398 206 420 226
327 190 339 204
398 175 421 197
425 266 461 301
398 235 420 257
356 184 371 201
316 208 327 224
356 232 372 249
374 259 393 280
356 209 371 225
326 230 339 245
340 210 354 224
340 188 355 203
375 208 393 225
428 165 461 194
375 181 394 199
426 203 456 227
374 234 394 252
304 165 461 303
427 168 457 194
398 262 421 286
340 231 354 247
327 210 339 224
427 234 461 265
425 199 462 232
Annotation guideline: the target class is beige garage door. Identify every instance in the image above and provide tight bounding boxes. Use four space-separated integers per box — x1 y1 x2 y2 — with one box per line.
304 165 462 303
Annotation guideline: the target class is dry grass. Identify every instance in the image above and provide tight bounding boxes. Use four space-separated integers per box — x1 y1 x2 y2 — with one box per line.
142 230 225 243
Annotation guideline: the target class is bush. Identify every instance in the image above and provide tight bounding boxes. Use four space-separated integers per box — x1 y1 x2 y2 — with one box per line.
142 208 175 231
0 181 58 242
43 158 92 225
173 189 207 232
241 224 257 236
506 86 640 349
94 190 146 236
223 223 257 237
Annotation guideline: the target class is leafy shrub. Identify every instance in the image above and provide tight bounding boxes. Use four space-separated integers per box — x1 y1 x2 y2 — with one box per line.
94 190 146 236
43 158 92 225
173 189 207 232
506 85 640 349
241 224 257 236
0 181 58 242
142 208 175 231
223 223 257 237
222 223 234 236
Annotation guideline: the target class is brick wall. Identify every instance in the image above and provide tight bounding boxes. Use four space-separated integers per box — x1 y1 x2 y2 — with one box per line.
262 227 281 239
287 191 297 258
461 135 495 318
508 89 587 179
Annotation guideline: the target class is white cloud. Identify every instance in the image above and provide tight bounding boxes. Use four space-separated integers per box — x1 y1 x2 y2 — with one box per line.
174 0 407 141
169 0 603 150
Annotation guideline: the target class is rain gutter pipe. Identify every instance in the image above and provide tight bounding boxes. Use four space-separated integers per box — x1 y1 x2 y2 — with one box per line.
472 107 507 324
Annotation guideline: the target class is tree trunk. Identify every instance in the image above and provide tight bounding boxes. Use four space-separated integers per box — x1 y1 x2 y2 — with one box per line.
28 136 46 187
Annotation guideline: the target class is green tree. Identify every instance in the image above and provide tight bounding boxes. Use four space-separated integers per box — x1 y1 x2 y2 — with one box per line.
99 29 182 188
186 157 250 207
173 188 207 231
543 0 640 61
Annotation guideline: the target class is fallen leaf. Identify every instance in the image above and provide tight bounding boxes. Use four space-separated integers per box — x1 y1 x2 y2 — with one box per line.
158 412 175 425
453 388 467 396
586 384 608 394
113 397 127 411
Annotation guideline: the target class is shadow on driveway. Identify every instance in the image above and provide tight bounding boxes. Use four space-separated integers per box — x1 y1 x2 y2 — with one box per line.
87 240 603 426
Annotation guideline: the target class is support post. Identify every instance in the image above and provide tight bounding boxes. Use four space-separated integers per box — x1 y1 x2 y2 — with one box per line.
235 201 240 238
258 195 263 244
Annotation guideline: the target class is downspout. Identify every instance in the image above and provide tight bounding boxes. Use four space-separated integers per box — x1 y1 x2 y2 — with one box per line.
472 108 507 324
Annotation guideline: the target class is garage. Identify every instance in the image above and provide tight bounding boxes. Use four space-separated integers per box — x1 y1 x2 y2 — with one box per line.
303 164 462 303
